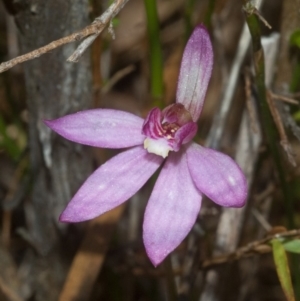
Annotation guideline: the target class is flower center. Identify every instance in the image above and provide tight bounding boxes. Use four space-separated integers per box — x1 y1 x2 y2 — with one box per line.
162 123 180 139
142 104 198 158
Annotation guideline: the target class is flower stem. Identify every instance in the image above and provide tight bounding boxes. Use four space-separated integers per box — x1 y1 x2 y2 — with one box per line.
144 0 164 107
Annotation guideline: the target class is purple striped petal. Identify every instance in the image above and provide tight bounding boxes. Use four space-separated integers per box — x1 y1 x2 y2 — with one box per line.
142 107 163 139
44 109 145 149
186 143 247 207
143 150 202 266
176 25 213 121
60 146 163 222
173 121 198 149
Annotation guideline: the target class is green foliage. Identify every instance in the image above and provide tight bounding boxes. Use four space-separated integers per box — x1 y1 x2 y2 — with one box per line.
293 110 300 121
111 17 120 27
272 239 295 301
289 30 300 92
0 115 23 161
283 239 300 254
144 0 164 105
290 30 300 48
184 0 197 40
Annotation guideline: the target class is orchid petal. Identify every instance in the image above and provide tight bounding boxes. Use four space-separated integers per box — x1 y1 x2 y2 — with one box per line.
44 109 145 148
162 103 193 126
176 25 213 121
143 150 202 266
60 146 163 222
186 143 247 207
173 121 198 149
142 107 163 139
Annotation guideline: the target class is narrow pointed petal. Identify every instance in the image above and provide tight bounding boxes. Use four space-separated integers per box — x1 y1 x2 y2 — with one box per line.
186 143 247 207
60 146 163 222
176 25 213 121
44 109 145 148
143 150 202 266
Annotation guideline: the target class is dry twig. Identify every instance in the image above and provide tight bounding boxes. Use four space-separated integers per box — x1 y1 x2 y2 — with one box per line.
101 65 135 94
267 91 296 166
115 228 300 277
0 0 129 73
245 68 259 133
243 1 271 29
270 92 299 105
200 228 300 269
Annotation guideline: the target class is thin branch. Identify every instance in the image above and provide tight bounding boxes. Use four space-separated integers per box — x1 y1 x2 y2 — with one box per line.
115 228 300 277
67 35 99 63
270 92 299 105
245 68 259 133
68 0 129 62
101 64 135 94
251 206 272 232
0 0 130 73
243 2 272 29
267 91 297 166
200 228 300 270
0 24 99 73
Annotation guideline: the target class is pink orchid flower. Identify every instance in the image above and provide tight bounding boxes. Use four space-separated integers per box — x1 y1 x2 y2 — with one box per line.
45 25 247 266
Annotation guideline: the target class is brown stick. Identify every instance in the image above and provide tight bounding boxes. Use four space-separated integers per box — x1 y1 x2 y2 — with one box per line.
0 0 130 73
115 228 300 277
267 91 297 166
200 228 300 269
58 205 125 301
270 92 299 105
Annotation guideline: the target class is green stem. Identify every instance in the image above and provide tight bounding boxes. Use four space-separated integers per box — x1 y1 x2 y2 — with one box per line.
204 0 216 30
245 4 300 299
144 0 164 107
290 58 300 92
184 0 196 41
244 4 294 229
